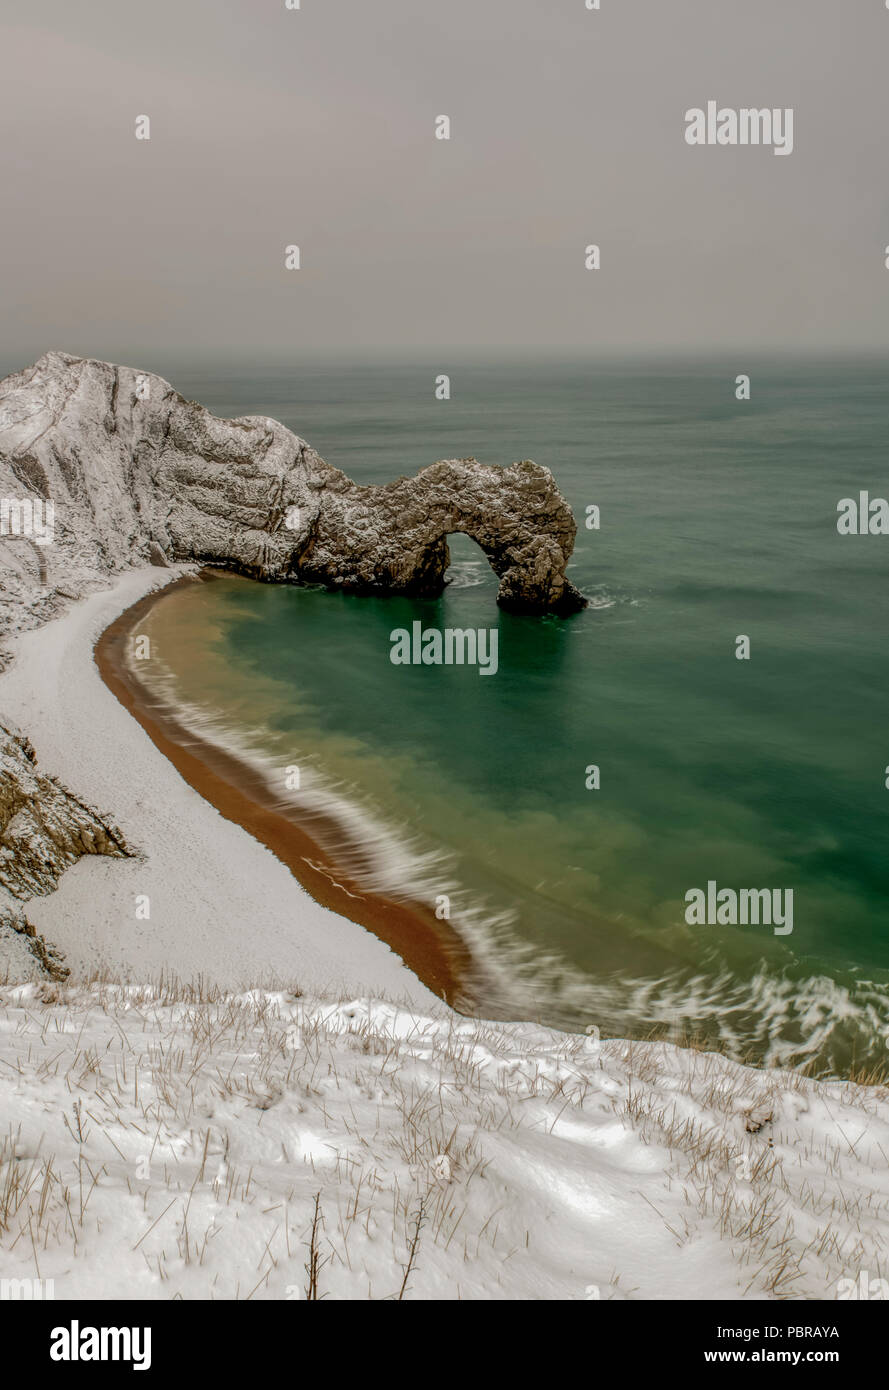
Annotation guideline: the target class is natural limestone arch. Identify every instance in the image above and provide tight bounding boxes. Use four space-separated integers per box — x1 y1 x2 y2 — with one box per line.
295 458 587 614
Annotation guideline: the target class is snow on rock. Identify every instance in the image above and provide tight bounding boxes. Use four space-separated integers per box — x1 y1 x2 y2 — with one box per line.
0 980 885 1301
0 720 129 982
0 350 585 659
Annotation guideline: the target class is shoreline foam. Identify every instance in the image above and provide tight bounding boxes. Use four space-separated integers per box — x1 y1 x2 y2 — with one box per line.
94 573 474 1008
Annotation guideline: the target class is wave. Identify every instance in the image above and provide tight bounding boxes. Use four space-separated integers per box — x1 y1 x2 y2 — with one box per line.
444 560 488 590
125 641 889 1079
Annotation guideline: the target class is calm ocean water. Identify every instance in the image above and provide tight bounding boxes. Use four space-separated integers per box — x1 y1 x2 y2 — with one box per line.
135 357 889 1075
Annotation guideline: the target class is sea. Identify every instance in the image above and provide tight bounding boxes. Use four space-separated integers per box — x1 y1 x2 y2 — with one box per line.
116 355 889 1076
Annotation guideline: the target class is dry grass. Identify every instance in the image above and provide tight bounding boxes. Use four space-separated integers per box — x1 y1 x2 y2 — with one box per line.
0 974 887 1300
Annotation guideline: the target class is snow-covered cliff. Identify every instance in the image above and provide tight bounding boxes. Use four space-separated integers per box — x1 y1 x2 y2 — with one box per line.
0 351 585 660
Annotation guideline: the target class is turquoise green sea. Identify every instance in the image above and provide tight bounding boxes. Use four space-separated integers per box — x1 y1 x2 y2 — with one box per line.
137 358 889 1076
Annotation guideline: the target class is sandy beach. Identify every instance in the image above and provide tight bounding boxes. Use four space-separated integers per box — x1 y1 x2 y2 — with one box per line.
0 566 445 1006
95 574 474 1006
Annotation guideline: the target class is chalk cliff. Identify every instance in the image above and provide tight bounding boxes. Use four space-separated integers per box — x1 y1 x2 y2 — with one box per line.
0 352 585 653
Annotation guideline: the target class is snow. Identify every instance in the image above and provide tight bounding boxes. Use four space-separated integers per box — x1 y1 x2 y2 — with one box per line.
0 979 886 1300
0 567 438 1007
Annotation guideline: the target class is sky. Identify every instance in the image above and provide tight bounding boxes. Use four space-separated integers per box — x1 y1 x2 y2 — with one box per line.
1 0 888 364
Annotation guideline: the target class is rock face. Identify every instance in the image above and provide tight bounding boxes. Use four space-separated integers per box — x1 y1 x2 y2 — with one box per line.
0 722 131 980
0 352 585 646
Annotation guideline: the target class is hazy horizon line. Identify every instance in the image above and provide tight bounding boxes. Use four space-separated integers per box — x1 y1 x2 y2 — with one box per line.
3 343 889 380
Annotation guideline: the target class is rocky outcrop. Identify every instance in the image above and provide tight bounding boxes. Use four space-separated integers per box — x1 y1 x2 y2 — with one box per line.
0 721 131 980
298 457 584 613
0 903 68 983
0 352 585 646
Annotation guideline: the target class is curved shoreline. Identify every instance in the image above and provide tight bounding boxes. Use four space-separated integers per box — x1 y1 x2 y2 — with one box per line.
94 573 475 1010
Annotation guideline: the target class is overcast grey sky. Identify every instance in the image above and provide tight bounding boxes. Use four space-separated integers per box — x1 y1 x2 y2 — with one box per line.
2 0 887 363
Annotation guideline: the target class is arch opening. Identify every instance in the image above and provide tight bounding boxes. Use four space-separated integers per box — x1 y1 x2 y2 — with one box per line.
443 530 497 594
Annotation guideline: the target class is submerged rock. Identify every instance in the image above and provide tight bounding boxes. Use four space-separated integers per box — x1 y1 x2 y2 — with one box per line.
0 352 586 638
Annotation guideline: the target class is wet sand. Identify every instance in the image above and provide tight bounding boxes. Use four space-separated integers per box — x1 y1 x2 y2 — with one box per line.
95 574 475 1009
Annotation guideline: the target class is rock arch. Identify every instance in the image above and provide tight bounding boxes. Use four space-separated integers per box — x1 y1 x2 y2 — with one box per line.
296 457 586 614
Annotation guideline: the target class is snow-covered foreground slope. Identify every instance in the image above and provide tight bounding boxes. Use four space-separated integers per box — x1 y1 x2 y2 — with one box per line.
1 979 886 1301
